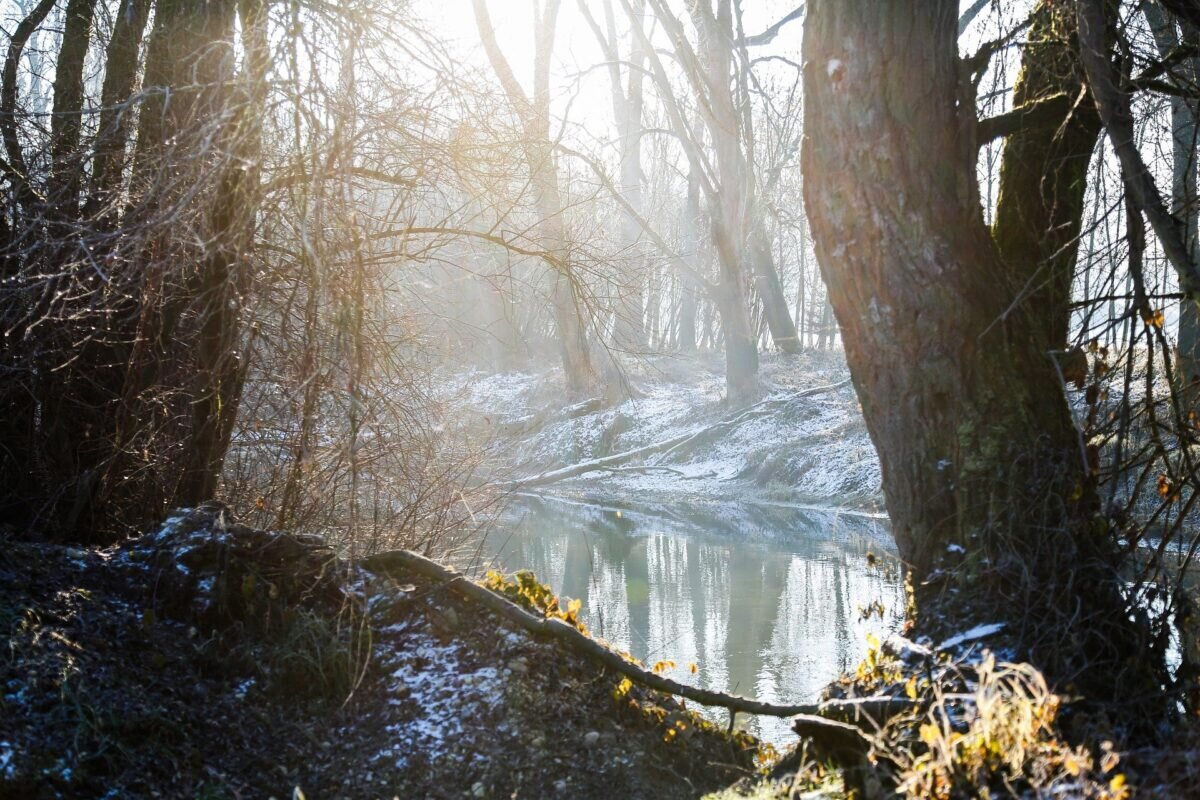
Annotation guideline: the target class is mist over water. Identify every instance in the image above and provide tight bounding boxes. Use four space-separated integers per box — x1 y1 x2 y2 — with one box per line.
467 494 905 744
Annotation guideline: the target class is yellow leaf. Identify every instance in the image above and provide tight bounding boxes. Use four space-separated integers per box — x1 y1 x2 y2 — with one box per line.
689 662 698 674
905 675 918 700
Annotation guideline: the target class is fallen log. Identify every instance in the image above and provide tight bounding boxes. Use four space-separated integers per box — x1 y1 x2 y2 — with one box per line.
791 714 873 762
362 548 820 719
497 430 701 489
792 696 919 727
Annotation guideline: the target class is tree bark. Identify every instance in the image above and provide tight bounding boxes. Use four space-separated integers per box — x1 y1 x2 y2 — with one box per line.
48 0 99 218
85 0 152 222
176 0 268 505
991 1 1103 355
751 226 800 353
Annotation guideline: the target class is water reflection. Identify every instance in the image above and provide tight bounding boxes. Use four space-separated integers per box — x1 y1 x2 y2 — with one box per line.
466 494 905 744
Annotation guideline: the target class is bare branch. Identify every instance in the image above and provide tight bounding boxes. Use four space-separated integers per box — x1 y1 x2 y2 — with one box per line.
739 4 804 48
1078 0 1200 300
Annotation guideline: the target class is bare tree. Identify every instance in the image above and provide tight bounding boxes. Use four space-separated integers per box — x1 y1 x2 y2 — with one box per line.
472 0 600 395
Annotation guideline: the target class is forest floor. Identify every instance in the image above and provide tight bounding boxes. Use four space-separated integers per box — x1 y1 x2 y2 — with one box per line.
0 506 765 799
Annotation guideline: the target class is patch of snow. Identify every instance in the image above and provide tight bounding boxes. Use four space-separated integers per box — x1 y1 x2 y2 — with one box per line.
153 510 192 542
937 622 1006 651
374 631 506 765
233 678 256 700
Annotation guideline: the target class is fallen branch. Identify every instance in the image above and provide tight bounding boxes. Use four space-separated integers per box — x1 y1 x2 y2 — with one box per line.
495 428 704 489
594 465 691 477
792 696 918 727
362 548 821 718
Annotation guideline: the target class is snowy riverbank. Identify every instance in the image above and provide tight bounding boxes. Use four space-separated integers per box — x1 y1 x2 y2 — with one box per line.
451 351 884 513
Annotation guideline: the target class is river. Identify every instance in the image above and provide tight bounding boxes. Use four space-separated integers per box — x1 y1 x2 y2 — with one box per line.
463 492 904 745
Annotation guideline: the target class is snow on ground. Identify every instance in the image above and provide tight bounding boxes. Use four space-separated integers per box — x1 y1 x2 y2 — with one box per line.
938 623 1007 651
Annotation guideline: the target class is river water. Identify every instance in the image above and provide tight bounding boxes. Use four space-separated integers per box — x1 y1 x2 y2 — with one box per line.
464 493 904 744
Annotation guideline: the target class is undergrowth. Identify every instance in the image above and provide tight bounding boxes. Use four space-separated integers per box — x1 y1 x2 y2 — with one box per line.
881 655 1132 799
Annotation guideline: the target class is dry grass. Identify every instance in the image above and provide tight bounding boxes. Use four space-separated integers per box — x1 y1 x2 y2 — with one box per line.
876 655 1131 800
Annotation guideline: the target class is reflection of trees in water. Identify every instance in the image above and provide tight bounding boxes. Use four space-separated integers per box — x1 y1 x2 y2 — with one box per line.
576 507 650 660
487 497 902 720
624 539 652 662
561 530 593 612
832 558 851 669
724 546 789 700
687 540 709 676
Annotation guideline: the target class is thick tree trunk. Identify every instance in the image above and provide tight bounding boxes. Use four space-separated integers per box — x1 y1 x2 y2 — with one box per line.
133 0 238 187
804 0 1082 572
991 2 1104 355
120 0 245 511
714 219 759 400
177 0 267 505
802 2 1160 704
751 226 801 353
698 1 758 398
